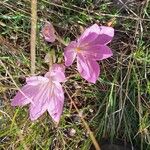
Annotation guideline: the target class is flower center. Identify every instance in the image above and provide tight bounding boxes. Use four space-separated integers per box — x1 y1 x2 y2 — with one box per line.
76 47 81 52
44 26 50 36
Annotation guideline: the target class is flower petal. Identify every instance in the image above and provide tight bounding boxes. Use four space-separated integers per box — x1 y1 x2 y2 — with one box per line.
26 76 49 86
64 41 77 66
29 83 49 121
47 82 64 123
11 84 37 106
78 24 100 46
77 54 100 83
45 64 66 82
83 45 113 60
92 26 114 45
41 21 56 43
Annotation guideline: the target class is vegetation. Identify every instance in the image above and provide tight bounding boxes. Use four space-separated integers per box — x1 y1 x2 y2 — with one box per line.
0 0 150 149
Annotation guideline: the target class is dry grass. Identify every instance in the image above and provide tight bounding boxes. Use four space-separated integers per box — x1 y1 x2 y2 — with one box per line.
0 0 150 149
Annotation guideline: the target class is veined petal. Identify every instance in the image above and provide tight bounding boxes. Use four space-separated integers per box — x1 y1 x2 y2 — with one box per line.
52 71 66 82
83 45 113 60
11 84 37 106
47 82 64 123
77 54 100 83
29 83 49 121
64 41 77 66
45 64 66 82
26 76 49 86
78 24 100 46
92 26 114 45
12 68 65 122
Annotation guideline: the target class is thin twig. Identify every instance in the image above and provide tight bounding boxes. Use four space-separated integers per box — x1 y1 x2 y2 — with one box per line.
30 0 37 74
41 0 150 22
64 87 101 150
55 36 68 46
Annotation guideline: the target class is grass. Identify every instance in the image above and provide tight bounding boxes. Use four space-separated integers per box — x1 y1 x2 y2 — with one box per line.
0 0 150 149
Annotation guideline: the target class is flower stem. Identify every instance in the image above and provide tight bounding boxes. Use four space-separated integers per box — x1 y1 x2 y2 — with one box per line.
49 49 55 70
30 0 37 75
64 87 101 150
56 35 68 46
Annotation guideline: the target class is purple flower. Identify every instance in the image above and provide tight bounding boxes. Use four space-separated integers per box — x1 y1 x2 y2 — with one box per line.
64 24 114 83
41 21 56 43
11 64 66 123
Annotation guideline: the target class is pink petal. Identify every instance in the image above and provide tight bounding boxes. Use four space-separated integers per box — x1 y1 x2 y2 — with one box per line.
77 54 100 83
92 26 114 45
11 85 37 106
83 45 113 60
41 21 56 43
26 76 49 86
45 64 66 82
29 83 49 121
78 24 100 46
47 82 64 123
64 41 77 66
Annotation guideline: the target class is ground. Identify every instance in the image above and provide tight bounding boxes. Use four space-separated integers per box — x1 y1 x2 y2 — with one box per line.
0 0 150 150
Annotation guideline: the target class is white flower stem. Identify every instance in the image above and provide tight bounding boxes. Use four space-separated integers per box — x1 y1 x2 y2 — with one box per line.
30 0 37 75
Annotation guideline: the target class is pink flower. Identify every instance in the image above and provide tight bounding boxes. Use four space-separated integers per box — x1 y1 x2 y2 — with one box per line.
64 24 114 83
41 21 56 42
11 64 66 123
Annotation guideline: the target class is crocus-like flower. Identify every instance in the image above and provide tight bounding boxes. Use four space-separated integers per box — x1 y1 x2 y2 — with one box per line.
41 21 56 42
64 24 114 83
11 64 66 123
